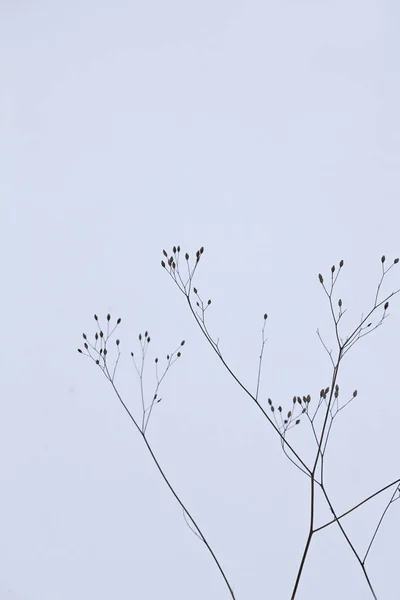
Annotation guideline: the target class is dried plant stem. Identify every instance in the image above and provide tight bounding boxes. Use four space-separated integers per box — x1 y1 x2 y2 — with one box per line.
105 370 236 600
315 478 400 532
363 486 400 564
291 478 315 599
162 248 400 599
184 295 312 476
79 315 236 600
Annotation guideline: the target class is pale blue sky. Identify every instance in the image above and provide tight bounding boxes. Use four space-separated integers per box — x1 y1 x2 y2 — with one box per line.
1 1 400 598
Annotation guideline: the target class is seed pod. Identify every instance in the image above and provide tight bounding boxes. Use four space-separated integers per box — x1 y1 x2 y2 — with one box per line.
394 258 399 264
161 260 165 268
318 273 324 284
353 390 358 397
185 253 189 260
381 255 386 263
331 265 335 273
384 301 389 310
264 313 268 320
339 259 344 268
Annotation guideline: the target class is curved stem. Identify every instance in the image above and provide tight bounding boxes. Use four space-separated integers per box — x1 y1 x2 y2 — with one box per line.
185 296 311 476
363 486 399 564
107 374 236 600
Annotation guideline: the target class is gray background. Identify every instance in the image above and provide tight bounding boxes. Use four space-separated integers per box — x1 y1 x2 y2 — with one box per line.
1 1 400 598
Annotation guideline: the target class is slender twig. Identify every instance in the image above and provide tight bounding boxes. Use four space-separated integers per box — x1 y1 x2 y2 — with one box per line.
184 294 311 475
79 316 236 600
255 315 268 401
363 486 399 564
315 477 400 532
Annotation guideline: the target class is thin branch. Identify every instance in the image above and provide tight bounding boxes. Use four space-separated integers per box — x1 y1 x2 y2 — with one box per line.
319 485 377 599
315 477 400 533
79 315 236 600
255 315 268 401
363 486 399 564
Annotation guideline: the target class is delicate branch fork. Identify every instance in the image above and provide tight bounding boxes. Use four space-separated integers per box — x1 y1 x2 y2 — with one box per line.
78 315 236 600
161 247 400 599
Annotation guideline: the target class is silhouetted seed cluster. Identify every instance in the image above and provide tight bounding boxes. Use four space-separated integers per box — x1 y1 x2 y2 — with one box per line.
77 314 122 368
316 256 400 346
268 394 312 432
319 385 358 417
320 387 330 400
79 313 187 434
318 259 345 286
147 340 185 368
138 331 151 343
161 245 204 271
